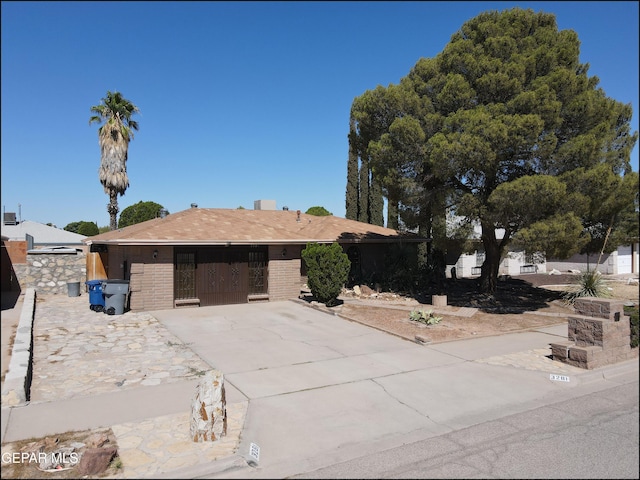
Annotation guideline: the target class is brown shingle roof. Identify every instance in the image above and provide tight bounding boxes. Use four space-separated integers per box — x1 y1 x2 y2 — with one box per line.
85 208 427 246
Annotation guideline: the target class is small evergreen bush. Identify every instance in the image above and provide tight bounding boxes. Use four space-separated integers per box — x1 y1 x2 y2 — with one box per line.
301 242 350 307
625 305 639 349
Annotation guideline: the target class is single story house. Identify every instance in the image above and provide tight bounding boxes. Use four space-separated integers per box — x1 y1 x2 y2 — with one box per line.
444 218 547 278
546 243 639 275
1 219 88 254
445 217 638 277
84 205 428 311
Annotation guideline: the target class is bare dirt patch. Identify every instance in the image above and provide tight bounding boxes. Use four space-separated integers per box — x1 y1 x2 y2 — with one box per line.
330 274 639 344
337 303 568 344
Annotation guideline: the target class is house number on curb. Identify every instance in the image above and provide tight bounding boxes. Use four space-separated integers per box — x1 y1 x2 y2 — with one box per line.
549 374 570 382
249 442 261 464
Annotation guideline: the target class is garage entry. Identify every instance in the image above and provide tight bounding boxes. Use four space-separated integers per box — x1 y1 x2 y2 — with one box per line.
174 246 268 306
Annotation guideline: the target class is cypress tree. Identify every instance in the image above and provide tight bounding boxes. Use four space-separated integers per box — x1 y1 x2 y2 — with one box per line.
369 174 384 226
358 158 369 223
387 199 399 230
345 117 359 221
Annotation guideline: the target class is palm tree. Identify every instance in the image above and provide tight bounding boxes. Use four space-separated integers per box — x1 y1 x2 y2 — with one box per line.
89 91 140 230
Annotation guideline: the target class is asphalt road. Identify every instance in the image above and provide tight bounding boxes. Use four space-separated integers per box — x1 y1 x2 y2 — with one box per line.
293 381 640 479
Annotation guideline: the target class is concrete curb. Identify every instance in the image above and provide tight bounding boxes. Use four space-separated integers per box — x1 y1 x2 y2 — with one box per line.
147 453 251 479
574 356 640 385
1 288 35 407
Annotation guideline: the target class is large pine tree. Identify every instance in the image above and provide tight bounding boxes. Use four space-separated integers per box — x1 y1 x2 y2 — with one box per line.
347 7 638 293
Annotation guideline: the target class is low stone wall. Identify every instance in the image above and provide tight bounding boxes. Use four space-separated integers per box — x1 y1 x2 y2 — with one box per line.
551 298 638 369
1 288 36 406
16 252 87 295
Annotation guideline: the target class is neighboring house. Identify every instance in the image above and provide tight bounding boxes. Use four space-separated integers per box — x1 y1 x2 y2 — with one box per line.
546 242 640 275
1 219 88 254
84 203 428 311
445 216 639 277
445 218 547 278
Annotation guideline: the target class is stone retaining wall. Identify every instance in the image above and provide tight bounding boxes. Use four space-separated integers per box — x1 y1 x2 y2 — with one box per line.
15 252 87 295
1 288 36 406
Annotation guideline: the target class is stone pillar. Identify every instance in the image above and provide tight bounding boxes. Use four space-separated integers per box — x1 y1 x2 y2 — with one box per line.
190 370 227 442
550 298 637 369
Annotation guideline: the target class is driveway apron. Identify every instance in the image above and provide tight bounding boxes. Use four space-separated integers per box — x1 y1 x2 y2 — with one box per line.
150 300 595 478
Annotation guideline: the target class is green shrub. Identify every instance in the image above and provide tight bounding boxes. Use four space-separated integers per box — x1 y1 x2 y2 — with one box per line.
301 242 350 307
625 305 639 349
409 309 442 325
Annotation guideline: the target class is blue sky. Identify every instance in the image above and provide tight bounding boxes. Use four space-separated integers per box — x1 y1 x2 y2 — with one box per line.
1 1 638 229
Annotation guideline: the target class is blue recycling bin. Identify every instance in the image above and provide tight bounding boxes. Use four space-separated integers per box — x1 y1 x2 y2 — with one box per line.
86 280 105 312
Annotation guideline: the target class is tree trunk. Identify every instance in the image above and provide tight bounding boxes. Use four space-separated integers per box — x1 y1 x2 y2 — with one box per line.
108 189 119 231
478 222 502 294
595 215 615 271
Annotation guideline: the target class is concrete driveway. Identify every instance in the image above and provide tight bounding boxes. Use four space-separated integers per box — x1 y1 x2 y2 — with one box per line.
149 299 629 479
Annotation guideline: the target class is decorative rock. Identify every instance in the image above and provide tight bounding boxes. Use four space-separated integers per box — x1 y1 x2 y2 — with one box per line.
85 432 110 448
360 285 375 296
76 446 118 475
353 285 361 296
190 370 227 442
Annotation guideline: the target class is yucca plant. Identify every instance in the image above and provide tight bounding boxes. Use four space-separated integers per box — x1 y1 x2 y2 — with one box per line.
563 270 610 305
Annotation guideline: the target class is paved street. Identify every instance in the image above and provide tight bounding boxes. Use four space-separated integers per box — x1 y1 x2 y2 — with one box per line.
292 381 639 479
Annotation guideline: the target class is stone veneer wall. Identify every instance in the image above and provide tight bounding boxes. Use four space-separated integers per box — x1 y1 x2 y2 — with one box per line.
16 252 87 295
550 297 638 369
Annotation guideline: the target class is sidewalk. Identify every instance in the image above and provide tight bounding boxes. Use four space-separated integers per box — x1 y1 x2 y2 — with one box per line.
1 290 638 479
1 291 251 478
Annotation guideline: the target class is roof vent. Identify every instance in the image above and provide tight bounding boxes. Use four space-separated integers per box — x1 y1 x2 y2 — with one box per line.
191 203 198 208
296 210 301 222
158 208 168 218
254 200 276 210
282 206 289 211
3 212 17 225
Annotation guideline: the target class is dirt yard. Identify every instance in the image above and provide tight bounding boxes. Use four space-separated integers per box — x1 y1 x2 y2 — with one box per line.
331 273 640 344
